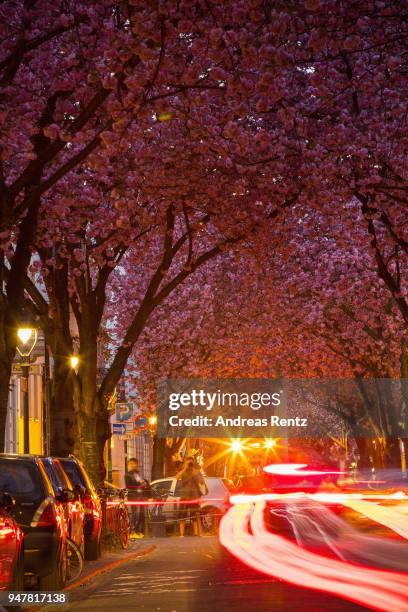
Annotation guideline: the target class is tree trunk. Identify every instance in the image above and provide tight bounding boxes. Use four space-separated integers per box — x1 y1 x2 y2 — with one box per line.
0 303 16 452
383 437 403 469
73 394 110 486
401 330 408 421
74 413 100 485
152 435 166 479
96 408 110 484
49 354 76 456
0 360 11 452
72 310 104 483
354 437 373 468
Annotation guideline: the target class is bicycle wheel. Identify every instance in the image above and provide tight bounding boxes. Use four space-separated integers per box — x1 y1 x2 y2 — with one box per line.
66 538 84 584
119 509 130 549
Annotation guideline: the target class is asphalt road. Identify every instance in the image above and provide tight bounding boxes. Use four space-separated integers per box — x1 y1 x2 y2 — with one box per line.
61 536 368 612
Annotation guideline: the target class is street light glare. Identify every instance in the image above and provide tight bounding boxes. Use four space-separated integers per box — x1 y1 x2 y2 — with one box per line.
265 439 276 449
17 328 33 344
70 355 79 369
149 416 157 425
231 440 242 452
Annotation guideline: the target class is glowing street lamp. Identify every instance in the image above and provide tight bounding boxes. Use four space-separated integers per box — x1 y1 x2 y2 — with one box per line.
231 440 242 453
70 355 79 370
18 328 32 345
265 439 276 449
16 327 38 358
149 415 157 426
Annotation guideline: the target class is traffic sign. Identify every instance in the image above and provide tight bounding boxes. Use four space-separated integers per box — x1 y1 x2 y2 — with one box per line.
116 402 134 422
119 434 133 441
134 415 148 430
112 423 127 435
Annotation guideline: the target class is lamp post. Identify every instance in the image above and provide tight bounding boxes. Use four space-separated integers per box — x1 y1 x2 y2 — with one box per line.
16 327 38 454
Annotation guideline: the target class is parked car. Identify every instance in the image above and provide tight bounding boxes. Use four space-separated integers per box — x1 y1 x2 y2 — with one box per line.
0 455 67 589
150 476 233 533
58 457 102 560
0 492 24 591
40 457 85 555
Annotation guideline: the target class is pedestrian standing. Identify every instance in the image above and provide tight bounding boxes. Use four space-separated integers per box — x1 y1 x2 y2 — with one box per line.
176 458 207 537
125 458 149 539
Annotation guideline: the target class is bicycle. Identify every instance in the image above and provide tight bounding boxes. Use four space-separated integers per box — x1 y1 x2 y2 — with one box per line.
65 537 84 585
118 505 131 549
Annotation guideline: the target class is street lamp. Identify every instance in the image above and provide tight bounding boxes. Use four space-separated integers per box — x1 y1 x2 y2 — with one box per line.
16 327 38 454
265 439 276 449
69 355 79 370
230 440 242 453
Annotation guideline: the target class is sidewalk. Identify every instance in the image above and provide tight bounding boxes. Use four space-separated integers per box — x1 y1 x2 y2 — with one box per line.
23 541 156 612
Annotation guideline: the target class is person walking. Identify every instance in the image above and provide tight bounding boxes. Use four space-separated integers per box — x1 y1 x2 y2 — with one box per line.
125 458 149 539
176 457 207 537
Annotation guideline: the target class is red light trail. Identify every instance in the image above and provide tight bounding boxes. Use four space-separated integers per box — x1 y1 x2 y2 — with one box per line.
220 466 408 612
107 498 224 507
220 498 408 611
263 463 345 476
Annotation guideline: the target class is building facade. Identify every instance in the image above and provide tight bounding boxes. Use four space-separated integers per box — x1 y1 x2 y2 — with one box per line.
5 332 48 455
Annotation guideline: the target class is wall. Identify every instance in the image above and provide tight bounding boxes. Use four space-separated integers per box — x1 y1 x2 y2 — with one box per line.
6 360 45 455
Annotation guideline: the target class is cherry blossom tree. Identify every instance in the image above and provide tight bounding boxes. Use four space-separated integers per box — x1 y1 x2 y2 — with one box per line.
1 0 407 481
1 0 305 459
130 200 407 471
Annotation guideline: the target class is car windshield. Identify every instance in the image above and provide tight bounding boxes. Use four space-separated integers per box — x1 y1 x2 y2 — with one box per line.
0 460 44 500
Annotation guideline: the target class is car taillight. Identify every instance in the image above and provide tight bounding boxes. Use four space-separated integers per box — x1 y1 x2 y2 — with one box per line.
31 497 58 528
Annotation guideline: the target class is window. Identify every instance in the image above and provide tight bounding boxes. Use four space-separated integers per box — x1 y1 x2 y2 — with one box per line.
60 460 87 489
0 460 43 500
54 462 71 490
151 480 173 497
41 459 65 495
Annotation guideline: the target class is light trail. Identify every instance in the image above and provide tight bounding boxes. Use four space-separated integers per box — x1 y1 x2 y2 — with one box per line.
263 463 345 476
106 497 224 507
229 491 406 505
219 500 408 611
340 498 408 540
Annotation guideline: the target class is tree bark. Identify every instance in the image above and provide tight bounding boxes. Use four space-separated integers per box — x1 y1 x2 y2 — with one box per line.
354 438 373 468
0 199 41 451
49 352 76 456
73 403 111 486
401 330 408 412
152 435 166 480
0 359 11 452
383 437 403 469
